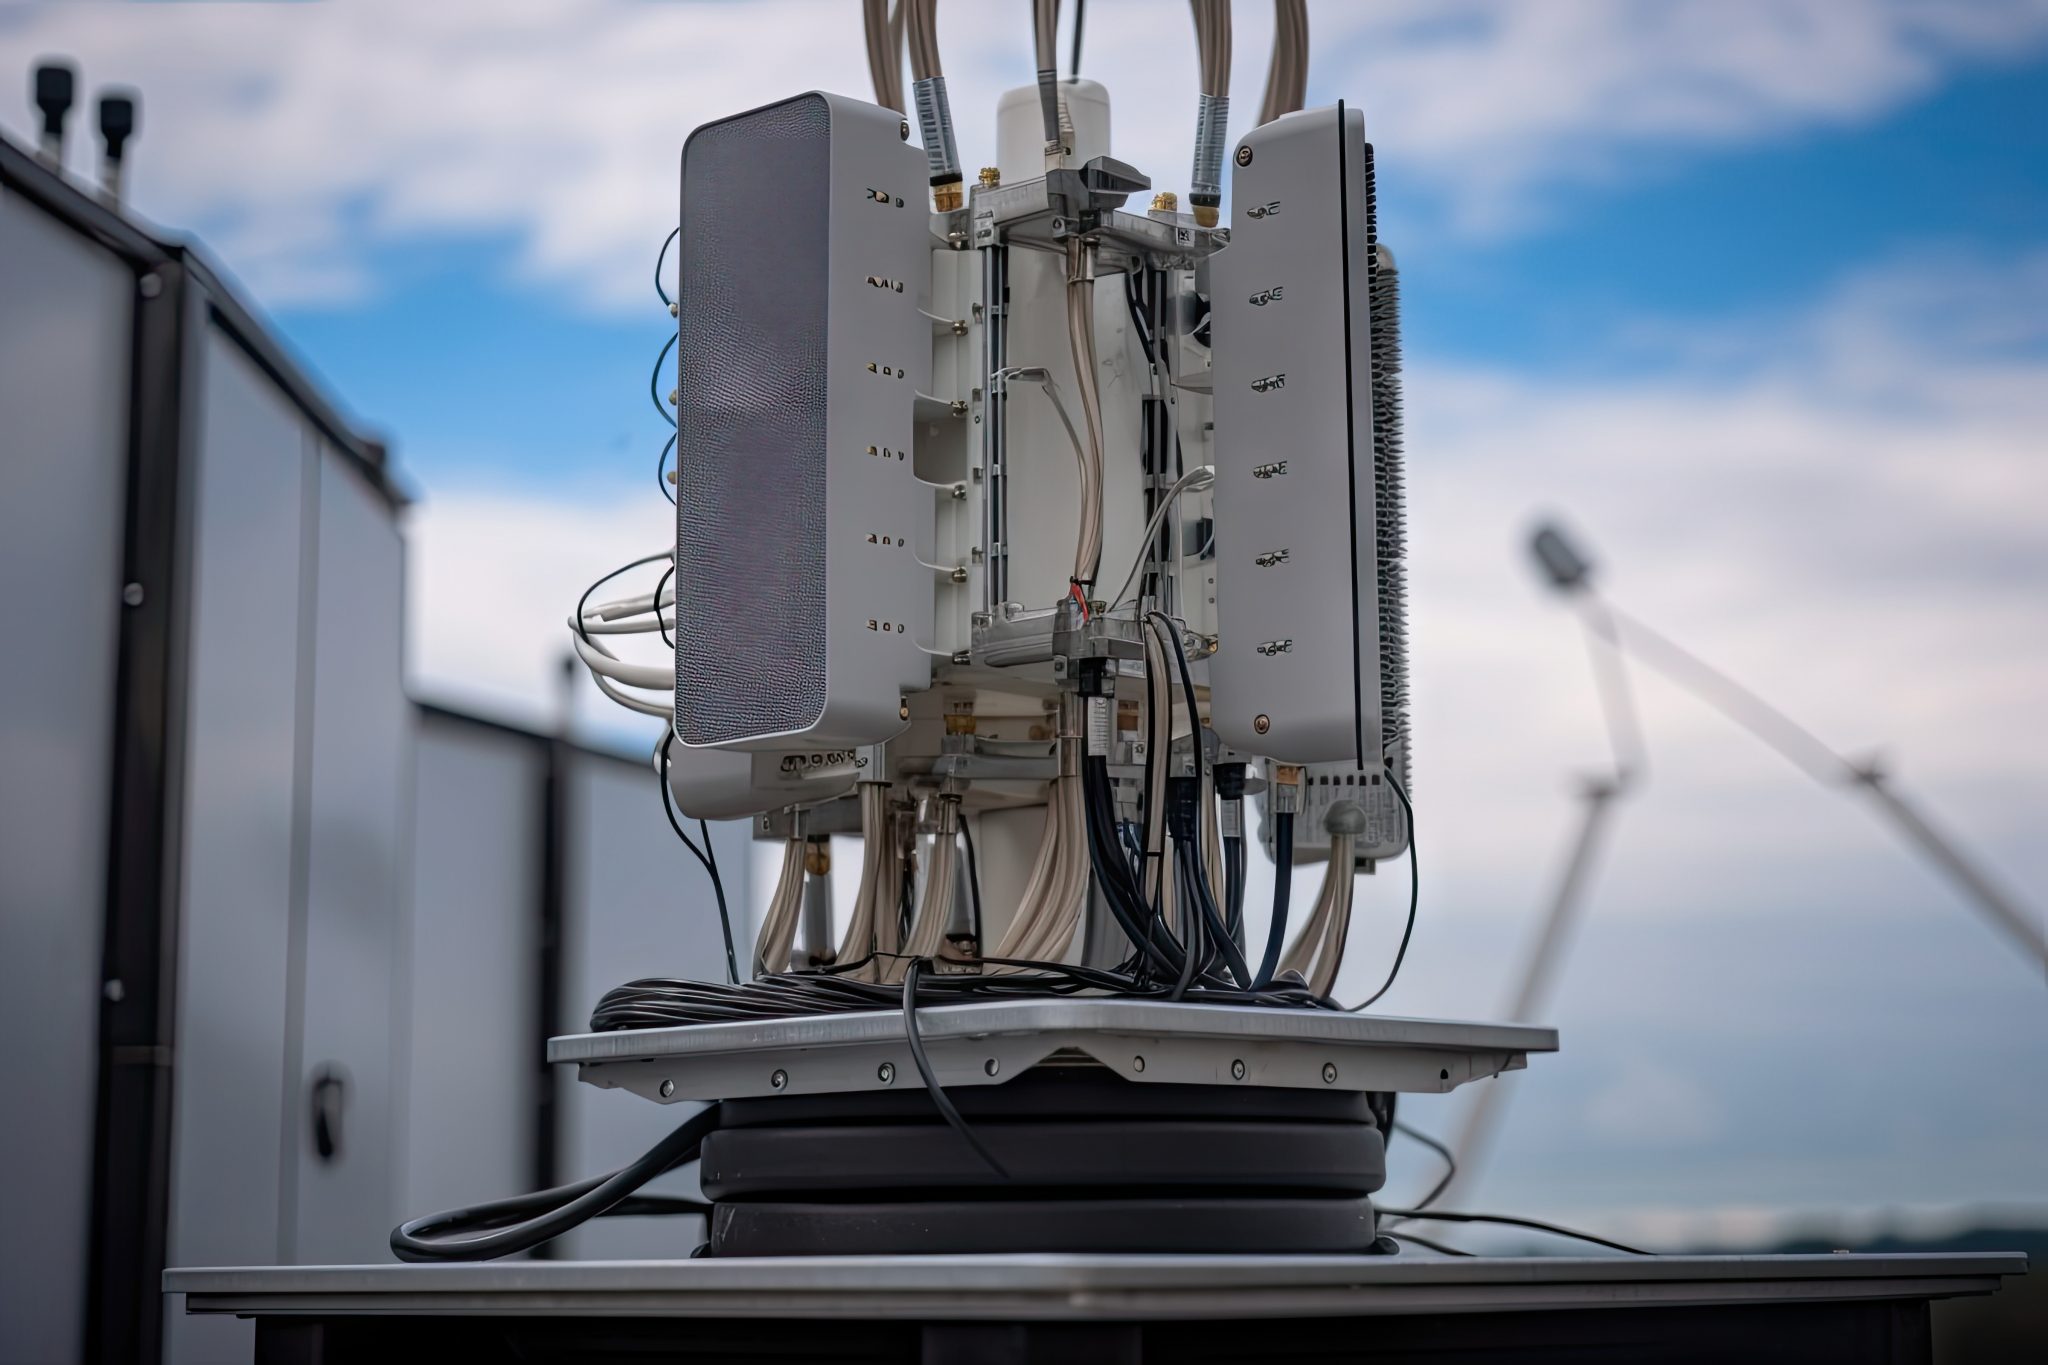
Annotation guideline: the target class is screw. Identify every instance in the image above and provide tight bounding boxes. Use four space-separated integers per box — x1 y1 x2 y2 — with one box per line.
139 273 163 298
659 1079 675 1098
770 1068 788 1090
1235 145 1253 167
877 1062 895 1084
668 388 678 406
103 979 125 1003
1322 1062 1338 1085
983 1058 999 1077
669 302 678 318
1253 714 1270 735
899 699 911 721
1230 1058 1246 1081
900 120 911 141
122 582 145 607
1132 1055 1146 1073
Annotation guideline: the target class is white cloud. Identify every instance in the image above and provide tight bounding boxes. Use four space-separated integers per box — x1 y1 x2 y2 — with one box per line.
5 0 2044 307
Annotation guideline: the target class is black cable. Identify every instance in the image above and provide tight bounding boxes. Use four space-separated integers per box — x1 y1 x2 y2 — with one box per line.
574 550 671 650
650 332 677 428
1349 770 1417 1011
1391 1119 1455 1214
655 226 678 308
653 564 675 648
903 959 1009 1178
1373 1208 1651 1257
1170 791 1250 987
1393 1231 1472 1257
1148 613 1241 987
1167 854 1202 1001
391 1104 720 1262
1068 0 1086 76
658 732 740 984
657 432 677 506
1256 811 1295 986
1082 755 1186 979
589 958 1333 1031
959 815 985 951
1223 832 1245 941
696 814 732 978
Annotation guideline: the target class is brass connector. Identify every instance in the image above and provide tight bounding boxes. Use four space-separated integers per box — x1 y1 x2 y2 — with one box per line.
932 179 965 212
1192 203 1219 228
943 711 978 736
1151 191 1179 213
977 166 1001 188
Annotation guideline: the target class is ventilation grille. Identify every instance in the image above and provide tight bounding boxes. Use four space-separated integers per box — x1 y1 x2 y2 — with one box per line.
1362 145 1411 790
674 96 831 746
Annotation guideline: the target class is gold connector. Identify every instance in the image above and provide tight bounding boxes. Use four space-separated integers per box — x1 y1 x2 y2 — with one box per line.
1193 203 1219 228
977 166 1001 188
1272 763 1303 788
1151 191 1179 213
932 179 965 212
944 712 978 736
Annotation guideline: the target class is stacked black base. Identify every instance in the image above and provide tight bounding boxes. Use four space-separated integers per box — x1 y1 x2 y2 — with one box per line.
698 1068 1388 1256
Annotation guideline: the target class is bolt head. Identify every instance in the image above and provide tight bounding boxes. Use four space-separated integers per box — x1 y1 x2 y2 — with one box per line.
1235 145 1253 167
1132 1055 1146 1073
877 1062 895 1084
900 120 911 141
1253 714 1270 735
770 1068 788 1090
983 1057 1000 1077
122 582 145 607
659 1078 675 1098
1230 1058 1247 1081
1321 1062 1338 1084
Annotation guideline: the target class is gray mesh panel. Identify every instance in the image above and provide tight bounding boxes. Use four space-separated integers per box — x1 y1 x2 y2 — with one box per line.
675 95 830 745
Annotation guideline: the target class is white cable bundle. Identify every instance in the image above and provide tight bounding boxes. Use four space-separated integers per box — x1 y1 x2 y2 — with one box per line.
754 831 807 978
1279 804 1366 997
567 550 676 719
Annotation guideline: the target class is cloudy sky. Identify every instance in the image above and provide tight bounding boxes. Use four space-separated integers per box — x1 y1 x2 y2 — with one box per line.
6 0 2044 1247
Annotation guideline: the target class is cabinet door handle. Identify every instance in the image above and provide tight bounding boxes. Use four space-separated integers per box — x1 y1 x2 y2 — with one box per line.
309 1067 347 1163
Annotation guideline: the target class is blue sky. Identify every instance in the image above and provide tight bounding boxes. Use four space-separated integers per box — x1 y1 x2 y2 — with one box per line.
5 1 2044 1246
163 21 2048 486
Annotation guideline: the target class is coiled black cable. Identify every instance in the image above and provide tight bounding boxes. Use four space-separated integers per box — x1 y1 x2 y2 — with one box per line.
391 1104 720 1262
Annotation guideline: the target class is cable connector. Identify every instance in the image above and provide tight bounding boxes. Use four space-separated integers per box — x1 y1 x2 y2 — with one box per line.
1270 762 1303 815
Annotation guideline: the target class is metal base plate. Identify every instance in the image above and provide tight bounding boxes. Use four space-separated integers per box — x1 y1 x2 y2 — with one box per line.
168 1252 2025 1321
549 999 1558 1103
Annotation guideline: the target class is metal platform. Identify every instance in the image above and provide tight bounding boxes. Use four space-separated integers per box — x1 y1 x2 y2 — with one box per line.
549 1000 1559 1103
167 1252 2026 1364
